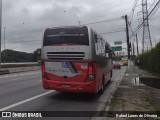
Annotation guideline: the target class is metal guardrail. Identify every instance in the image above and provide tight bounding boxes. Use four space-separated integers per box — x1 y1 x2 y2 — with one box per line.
0 69 9 75
0 63 41 75
1 62 38 65
0 62 40 68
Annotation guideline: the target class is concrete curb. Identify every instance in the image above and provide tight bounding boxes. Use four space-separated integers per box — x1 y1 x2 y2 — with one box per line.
105 67 126 111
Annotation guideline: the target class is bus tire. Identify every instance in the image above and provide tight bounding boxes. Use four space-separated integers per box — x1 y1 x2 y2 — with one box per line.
99 76 105 94
108 70 112 83
111 70 112 78
99 83 104 94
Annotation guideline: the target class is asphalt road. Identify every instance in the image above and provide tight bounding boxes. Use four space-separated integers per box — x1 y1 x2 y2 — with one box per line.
0 67 126 120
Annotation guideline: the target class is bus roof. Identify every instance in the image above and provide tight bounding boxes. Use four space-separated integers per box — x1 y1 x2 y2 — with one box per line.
47 26 89 30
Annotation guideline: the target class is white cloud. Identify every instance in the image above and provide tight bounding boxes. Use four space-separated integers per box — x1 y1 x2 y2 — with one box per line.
1 0 160 53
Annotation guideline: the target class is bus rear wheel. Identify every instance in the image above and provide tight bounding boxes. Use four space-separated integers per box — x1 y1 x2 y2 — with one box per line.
108 70 112 83
99 81 104 94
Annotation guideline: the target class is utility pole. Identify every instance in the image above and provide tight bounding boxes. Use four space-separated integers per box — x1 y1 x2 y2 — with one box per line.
135 34 139 56
131 43 132 58
0 0 2 68
124 15 130 59
132 43 135 56
3 27 5 49
3 27 5 63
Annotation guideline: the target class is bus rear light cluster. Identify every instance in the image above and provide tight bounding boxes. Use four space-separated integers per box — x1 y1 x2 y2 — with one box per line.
41 63 45 73
88 65 93 75
85 63 95 82
41 62 49 80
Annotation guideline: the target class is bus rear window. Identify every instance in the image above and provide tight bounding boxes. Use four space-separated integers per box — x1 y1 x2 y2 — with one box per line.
43 27 89 46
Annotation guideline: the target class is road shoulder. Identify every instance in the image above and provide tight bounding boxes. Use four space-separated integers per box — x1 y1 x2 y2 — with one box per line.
106 65 160 120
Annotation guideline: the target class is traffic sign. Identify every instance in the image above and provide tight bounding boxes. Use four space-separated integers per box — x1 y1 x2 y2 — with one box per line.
111 46 122 51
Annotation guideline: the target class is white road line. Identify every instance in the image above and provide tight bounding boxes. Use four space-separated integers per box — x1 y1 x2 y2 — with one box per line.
0 91 53 111
9 78 21 81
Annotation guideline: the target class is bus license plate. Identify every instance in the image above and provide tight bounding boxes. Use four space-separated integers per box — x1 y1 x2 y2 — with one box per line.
62 61 68 68
62 84 70 88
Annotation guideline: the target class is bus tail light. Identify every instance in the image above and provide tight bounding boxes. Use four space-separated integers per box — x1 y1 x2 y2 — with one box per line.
89 65 93 75
41 61 49 80
86 63 95 81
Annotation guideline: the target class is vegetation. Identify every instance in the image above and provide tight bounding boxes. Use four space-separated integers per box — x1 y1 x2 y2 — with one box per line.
1 49 41 63
136 42 160 73
32 48 41 62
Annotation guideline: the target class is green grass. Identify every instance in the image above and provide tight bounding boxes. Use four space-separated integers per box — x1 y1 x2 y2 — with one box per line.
146 90 160 111
108 90 123 111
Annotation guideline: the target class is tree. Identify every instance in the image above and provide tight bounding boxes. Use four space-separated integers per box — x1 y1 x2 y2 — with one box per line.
33 48 41 62
1 49 33 63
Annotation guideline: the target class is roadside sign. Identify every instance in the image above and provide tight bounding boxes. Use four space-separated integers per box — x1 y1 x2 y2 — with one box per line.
111 46 122 51
114 41 122 45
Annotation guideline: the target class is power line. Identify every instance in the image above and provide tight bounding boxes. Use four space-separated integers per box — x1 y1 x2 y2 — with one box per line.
83 17 122 25
128 0 140 46
130 0 160 38
150 25 160 27
147 0 160 19
4 42 41 46
5 42 41 45
135 0 159 29
99 27 125 32
148 0 158 11
149 2 160 24
101 29 125 34
5 28 126 44
129 0 139 25
5 40 41 43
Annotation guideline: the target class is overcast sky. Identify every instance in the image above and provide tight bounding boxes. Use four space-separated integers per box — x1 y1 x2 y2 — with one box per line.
2 0 160 54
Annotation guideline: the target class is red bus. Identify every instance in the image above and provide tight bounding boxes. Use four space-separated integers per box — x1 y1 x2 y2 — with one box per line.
41 26 113 94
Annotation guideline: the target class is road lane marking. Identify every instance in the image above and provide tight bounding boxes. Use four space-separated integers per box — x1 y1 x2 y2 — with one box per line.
0 91 53 111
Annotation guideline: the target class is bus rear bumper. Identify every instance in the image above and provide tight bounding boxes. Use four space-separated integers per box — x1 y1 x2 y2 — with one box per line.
42 79 97 93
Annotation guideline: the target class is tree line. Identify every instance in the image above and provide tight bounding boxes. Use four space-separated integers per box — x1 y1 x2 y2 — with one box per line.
1 49 41 63
136 42 160 73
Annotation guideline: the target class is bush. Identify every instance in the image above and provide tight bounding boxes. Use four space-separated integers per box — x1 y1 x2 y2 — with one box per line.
136 42 160 73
